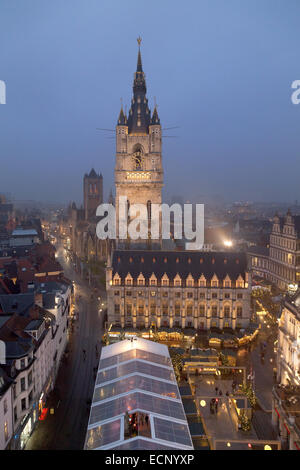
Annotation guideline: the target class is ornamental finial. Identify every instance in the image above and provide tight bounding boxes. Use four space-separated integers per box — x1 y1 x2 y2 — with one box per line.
137 36 142 47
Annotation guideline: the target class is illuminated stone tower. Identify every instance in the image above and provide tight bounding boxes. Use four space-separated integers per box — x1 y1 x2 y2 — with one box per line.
115 38 163 249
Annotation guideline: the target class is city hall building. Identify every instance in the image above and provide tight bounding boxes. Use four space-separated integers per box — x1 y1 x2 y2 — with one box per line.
106 250 251 331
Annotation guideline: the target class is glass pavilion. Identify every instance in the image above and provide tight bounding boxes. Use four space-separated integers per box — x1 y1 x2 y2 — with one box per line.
84 338 194 450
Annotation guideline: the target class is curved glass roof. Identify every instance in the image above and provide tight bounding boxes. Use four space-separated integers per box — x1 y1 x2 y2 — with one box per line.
84 338 193 450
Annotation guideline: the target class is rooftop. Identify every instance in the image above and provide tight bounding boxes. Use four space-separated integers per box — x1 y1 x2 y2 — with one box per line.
12 229 38 237
84 338 193 450
111 250 248 281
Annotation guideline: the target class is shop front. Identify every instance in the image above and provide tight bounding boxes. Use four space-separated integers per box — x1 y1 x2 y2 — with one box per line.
12 407 38 450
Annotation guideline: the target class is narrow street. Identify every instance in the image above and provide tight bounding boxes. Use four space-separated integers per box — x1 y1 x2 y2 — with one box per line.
237 317 277 412
25 242 105 450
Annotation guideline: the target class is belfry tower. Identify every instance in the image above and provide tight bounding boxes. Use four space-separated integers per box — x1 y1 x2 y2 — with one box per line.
115 38 163 249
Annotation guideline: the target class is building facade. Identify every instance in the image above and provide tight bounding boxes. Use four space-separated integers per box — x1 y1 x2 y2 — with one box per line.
0 368 13 450
106 250 251 331
115 40 163 249
272 290 300 450
248 211 300 291
269 212 300 290
276 292 300 385
0 281 71 450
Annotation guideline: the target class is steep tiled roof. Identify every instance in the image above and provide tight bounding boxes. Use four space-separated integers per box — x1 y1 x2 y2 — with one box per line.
0 293 35 316
112 250 248 281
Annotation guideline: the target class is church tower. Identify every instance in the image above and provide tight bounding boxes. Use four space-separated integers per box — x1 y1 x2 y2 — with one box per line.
115 38 163 249
83 169 103 221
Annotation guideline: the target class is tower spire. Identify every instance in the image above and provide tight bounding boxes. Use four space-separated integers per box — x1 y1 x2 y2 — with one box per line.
136 36 143 72
127 38 150 134
117 97 127 125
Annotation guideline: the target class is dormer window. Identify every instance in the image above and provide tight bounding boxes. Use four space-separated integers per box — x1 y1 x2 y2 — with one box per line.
223 275 231 288
186 274 194 287
150 274 157 286
174 274 181 287
125 274 133 286
137 274 145 286
113 274 121 286
236 276 244 288
161 274 169 287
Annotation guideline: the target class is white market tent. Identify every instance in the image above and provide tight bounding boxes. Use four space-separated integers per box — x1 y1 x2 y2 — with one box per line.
84 337 194 450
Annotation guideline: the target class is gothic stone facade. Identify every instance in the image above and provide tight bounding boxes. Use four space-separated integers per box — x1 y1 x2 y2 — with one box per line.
106 250 251 331
115 44 163 249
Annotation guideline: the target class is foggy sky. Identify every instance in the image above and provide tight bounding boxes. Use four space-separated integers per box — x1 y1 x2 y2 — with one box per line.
0 0 300 205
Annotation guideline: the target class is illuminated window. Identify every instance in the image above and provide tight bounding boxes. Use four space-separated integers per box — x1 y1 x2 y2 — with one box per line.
4 421 8 442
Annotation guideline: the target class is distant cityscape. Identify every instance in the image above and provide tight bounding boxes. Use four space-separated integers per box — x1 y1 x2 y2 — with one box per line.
1 2 300 457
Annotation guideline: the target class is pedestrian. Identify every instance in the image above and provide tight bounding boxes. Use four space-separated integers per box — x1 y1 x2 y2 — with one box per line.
215 386 219 395
215 399 218 414
226 391 229 397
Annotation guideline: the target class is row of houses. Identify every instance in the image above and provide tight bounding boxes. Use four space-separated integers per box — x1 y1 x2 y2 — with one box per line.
0 218 71 449
0 281 71 449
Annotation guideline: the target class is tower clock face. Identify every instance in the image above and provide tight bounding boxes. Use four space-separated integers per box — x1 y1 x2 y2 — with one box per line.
132 150 143 170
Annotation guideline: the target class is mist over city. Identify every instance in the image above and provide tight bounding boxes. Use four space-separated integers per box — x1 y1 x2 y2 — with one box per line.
0 0 300 459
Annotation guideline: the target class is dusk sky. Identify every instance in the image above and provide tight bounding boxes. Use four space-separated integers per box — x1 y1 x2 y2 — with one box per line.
0 0 300 205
